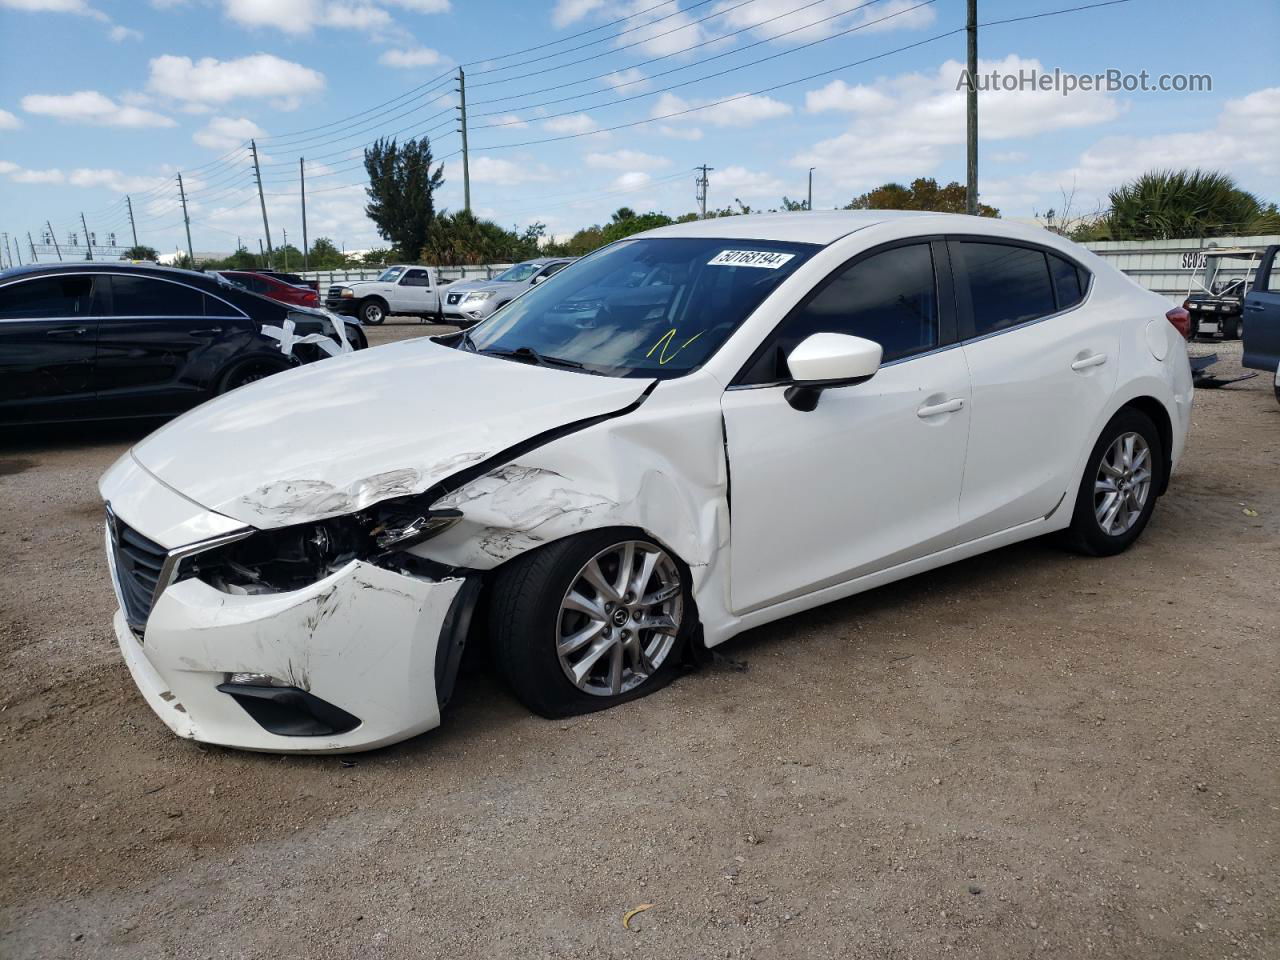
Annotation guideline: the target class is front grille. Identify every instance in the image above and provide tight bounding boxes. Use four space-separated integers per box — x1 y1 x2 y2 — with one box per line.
108 513 170 635
327 285 346 299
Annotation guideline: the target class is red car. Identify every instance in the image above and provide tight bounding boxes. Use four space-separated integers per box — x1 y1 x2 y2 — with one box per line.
217 270 319 307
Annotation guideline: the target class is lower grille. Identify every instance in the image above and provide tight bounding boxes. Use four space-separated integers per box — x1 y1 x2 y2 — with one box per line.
107 512 170 635
327 285 347 299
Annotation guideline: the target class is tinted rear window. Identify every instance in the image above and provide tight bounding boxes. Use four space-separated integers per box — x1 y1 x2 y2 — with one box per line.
0 275 93 318
110 275 205 316
961 242 1056 336
1049 254 1086 310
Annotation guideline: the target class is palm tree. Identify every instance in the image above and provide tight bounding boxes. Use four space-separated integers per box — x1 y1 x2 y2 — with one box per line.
1104 169 1264 240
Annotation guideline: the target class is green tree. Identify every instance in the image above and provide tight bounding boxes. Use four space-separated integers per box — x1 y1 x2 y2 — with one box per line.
843 178 999 217
600 209 673 245
307 237 347 269
120 244 158 261
1103 169 1264 240
362 248 394 265
363 136 445 259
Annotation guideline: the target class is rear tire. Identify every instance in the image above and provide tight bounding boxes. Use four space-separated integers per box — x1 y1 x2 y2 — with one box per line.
1221 315 1240 339
487 530 693 719
358 298 386 325
1060 408 1164 557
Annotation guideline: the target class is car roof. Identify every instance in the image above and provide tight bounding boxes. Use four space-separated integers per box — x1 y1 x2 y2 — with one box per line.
0 261 222 284
632 210 1067 247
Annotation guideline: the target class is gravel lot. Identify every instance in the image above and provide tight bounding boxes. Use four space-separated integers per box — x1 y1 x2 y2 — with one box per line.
1 325 1276 959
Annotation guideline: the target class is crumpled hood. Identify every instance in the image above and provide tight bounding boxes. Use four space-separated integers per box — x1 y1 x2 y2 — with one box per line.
129 338 653 529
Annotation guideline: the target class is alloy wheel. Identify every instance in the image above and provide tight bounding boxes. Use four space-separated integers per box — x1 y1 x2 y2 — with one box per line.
1094 431 1152 536
556 541 683 697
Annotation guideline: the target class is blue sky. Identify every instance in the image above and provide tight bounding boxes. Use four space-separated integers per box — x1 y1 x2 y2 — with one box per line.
0 0 1276 259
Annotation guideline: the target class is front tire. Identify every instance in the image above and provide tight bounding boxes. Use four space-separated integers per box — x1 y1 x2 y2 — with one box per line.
358 298 386 325
216 357 292 394
1061 408 1164 556
488 530 692 718
1221 315 1240 340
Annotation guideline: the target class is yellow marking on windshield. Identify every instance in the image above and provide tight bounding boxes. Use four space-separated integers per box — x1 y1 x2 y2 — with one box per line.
646 329 704 365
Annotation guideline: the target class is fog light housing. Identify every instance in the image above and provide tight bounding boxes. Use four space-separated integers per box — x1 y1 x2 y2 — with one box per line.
225 672 291 687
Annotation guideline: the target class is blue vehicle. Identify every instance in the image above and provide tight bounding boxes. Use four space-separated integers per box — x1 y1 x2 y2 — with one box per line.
1242 245 1280 405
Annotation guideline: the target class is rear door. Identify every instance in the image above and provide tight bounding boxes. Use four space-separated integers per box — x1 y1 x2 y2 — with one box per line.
95 274 250 416
953 238 1115 539
1243 246 1280 373
0 273 102 423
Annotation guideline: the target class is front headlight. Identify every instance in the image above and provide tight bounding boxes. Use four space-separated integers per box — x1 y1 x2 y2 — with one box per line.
463 291 494 303
181 502 463 594
339 287 354 298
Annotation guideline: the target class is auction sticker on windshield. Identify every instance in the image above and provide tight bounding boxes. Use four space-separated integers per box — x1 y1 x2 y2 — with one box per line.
708 250 796 269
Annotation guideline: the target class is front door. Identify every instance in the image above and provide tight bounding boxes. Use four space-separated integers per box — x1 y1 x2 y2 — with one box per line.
723 240 970 615
395 269 433 313
1243 246 1280 374
0 273 101 423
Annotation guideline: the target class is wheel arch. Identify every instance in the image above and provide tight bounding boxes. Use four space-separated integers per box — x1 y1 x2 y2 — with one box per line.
214 352 296 394
1117 395 1174 495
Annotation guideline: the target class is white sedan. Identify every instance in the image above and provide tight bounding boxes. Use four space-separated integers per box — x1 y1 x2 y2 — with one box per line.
100 212 1193 752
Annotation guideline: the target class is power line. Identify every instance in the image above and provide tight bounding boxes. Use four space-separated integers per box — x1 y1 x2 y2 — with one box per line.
473 0 934 130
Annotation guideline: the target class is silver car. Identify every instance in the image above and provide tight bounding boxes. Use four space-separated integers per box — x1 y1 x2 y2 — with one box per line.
442 258 575 326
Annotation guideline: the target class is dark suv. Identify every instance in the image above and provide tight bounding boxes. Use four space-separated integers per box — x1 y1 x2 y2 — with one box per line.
0 262 363 425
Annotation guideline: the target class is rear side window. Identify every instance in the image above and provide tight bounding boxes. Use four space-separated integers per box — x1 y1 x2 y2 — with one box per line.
960 242 1056 336
1048 253 1087 310
537 262 569 280
0 275 94 319
109 275 204 316
205 293 241 317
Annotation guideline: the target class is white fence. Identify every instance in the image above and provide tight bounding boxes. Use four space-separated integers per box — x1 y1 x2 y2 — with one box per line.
1083 235 1279 304
299 264 513 287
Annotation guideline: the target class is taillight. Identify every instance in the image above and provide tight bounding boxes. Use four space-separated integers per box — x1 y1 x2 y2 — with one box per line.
1166 306 1191 340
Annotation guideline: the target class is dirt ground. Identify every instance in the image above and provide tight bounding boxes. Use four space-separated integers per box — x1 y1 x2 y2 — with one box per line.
1 324 1276 960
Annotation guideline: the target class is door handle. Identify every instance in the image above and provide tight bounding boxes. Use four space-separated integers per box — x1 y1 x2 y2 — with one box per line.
1070 353 1108 371
917 397 964 418
190 327 223 336
46 326 88 338
1245 304 1264 312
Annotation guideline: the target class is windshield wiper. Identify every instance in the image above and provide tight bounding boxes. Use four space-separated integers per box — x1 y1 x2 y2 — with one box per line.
484 345 585 370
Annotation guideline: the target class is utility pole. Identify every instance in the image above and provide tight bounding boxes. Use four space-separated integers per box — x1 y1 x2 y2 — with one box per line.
283 229 288 270
46 220 62 261
28 232 38 263
126 194 138 249
258 238 265 265
965 0 978 216
250 139 274 267
457 69 471 213
807 168 815 211
9 233 22 266
79 212 94 260
696 164 713 218
1 232 8 268
176 173 195 267
300 156 309 271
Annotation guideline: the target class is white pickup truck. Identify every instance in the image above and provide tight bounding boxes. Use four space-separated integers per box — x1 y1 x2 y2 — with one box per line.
324 265 448 325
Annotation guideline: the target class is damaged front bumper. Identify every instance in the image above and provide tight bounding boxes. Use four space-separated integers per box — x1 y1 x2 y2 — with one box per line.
109 554 474 754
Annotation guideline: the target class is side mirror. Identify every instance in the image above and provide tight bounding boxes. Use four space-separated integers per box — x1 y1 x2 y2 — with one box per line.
784 333 882 412
532 274 546 285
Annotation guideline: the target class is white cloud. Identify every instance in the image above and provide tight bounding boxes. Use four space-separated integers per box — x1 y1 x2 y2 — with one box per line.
469 156 553 186
0 0 101 15
713 164 787 204
0 109 21 130
543 112 598 135
585 149 669 171
148 54 325 108
713 0 935 43
551 0 603 27
194 116 267 150
657 124 702 141
379 46 444 68
0 161 65 184
794 56 1125 191
613 171 651 191
653 91 792 128
990 150 1028 164
221 0 445 33
67 168 166 192
108 23 142 40
489 113 527 128
22 90 176 128
603 68 648 92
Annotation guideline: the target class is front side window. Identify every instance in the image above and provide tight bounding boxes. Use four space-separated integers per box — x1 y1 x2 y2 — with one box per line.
741 244 939 383
109 275 205 316
467 237 817 379
399 269 430 287
0 274 94 319
536 262 569 281
961 242 1056 336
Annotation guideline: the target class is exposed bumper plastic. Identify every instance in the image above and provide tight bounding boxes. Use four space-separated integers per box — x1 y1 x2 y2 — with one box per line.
113 560 464 753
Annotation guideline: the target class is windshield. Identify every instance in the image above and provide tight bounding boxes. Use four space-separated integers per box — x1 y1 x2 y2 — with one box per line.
377 267 405 282
467 237 816 378
493 262 544 283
